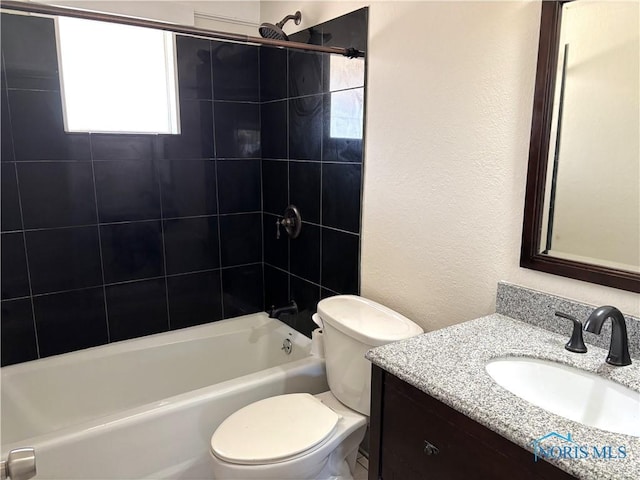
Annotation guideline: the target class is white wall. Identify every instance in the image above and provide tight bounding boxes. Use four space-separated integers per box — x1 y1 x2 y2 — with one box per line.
260 1 640 330
32 1 261 34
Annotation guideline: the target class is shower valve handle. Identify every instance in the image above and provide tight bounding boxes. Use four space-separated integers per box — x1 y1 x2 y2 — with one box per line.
276 217 295 239
275 205 302 240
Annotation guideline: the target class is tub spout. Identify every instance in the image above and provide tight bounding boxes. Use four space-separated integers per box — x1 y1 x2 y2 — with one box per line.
268 301 298 320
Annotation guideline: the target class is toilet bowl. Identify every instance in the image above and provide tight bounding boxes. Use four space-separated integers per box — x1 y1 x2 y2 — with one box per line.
209 295 423 480
210 391 367 480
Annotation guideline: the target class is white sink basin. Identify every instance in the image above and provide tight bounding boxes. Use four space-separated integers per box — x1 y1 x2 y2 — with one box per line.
485 357 640 437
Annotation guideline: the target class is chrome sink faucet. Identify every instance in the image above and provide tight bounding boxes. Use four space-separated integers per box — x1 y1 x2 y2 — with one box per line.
584 306 632 367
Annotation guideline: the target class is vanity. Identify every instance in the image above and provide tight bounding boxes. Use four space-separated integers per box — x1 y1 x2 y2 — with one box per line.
368 363 575 479
365 284 640 480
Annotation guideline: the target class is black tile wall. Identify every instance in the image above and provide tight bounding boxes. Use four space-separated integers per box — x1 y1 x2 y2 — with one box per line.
219 213 262 267
26 226 102 294
0 14 264 365
290 223 321 284
263 213 288 270
105 279 169 342
158 160 217 218
33 287 108 357
289 94 323 161
262 160 289 215
163 216 219 274
156 100 214 160
264 264 289 311
289 50 323 97
0 8 367 363
260 100 288 159
260 8 367 338
167 271 223 329
217 159 261 213
259 47 287 102
321 227 360 295
91 134 156 161
0 14 61 91
1 298 38 365
1 163 21 230
1 232 30 299
18 162 97 228
8 89 91 161
322 163 362 233
211 41 260 102
94 160 161 222
289 161 321 224
222 263 264 318
1 84 15 162
176 36 212 101
214 102 261 158
100 221 164 284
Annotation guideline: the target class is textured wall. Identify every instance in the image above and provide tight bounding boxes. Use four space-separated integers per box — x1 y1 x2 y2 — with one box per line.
260 1 640 331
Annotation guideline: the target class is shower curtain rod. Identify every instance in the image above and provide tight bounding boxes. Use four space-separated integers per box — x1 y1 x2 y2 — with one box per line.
0 0 364 58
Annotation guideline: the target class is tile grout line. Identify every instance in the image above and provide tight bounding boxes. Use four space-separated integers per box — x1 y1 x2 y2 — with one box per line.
211 40 226 320
88 135 111 343
3 54 43 358
7 263 264 302
12 161 41 359
258 45 265 312
264 211 360 237
319 47 325 301
286 46 291 302
154 156 172 331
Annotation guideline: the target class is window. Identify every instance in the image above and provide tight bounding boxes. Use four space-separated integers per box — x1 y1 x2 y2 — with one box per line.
328 55 364 139
56 17 179 134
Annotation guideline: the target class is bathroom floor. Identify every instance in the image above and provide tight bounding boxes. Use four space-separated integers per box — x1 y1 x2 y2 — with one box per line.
354 453 369 480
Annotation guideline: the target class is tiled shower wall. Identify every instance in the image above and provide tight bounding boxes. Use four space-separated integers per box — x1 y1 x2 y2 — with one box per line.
0 13 263 365
261 9 367 336
0 8 367 365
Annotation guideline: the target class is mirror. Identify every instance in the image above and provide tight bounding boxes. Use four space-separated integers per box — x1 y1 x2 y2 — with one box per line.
521 0 639 293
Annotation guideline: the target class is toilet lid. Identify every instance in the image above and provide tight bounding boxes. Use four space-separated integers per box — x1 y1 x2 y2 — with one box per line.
210 393 341 465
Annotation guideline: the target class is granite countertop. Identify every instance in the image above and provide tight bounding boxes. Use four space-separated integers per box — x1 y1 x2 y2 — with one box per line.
365 314 640 480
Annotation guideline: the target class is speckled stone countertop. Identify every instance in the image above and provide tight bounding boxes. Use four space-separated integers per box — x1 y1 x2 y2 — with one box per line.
365 314 640 480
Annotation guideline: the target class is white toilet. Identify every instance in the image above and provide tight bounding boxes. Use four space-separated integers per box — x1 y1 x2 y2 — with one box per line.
209 295 423 480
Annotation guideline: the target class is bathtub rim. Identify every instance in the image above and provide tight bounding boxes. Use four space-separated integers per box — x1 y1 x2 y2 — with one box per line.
1 312 308 375
1 313 320 452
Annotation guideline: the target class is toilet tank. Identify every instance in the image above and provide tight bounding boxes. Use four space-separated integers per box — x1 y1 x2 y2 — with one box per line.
317 295 423 415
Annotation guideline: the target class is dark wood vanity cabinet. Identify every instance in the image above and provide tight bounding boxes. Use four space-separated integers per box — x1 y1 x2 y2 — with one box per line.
368 365 576 480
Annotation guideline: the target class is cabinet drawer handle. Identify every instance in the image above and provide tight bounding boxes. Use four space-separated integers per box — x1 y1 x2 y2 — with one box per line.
424 440 440 455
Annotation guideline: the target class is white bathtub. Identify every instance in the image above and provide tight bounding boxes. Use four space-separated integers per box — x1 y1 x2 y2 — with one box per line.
1 313 328 479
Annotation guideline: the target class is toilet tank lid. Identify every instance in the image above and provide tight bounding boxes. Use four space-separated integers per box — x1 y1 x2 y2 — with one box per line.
317 295 423 347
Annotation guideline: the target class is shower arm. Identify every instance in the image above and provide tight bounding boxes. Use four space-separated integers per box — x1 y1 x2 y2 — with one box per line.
0 0 364 58
276 13 301 29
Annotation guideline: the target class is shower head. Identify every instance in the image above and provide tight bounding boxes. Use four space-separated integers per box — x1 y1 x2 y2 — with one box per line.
259 11 302 41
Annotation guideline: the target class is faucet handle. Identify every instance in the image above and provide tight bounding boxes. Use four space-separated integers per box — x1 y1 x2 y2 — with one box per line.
555 311 587 353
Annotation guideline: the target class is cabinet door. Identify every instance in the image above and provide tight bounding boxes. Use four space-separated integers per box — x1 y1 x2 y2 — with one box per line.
376 371 575 480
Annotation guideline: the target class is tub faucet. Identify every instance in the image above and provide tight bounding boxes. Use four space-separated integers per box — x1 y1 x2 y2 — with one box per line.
268 301 298 320
584 306 632 367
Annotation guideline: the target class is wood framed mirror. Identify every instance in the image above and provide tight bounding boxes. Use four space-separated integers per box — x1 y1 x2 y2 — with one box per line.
521 0 639 293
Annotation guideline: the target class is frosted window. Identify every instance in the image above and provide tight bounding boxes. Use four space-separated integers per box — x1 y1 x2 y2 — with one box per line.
330 89 363 140
57 17 179 134
329 55 364 139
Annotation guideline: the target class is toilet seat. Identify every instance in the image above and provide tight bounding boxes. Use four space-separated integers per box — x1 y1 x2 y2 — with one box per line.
210 393 341 465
